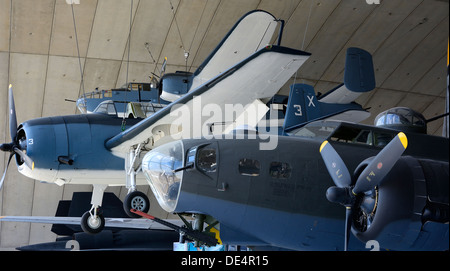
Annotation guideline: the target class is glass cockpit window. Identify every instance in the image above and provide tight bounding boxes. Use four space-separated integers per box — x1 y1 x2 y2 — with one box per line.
93 100 117 116
239 158 260 176
197 146 217 173
269 162 292 179
289 121 339 139
142 140 184 212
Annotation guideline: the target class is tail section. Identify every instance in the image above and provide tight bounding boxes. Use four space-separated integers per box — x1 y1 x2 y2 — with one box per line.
319 47 375 104
283 84 320 131
282 47 375 132
344 47 376 93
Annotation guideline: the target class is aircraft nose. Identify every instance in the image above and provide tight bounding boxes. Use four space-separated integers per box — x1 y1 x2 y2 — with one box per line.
142 140 184 212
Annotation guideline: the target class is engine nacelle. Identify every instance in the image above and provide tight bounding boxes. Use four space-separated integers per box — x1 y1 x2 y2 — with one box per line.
352 156 449 250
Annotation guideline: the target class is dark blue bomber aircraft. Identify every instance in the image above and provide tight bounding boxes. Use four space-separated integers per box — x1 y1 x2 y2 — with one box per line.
0 10 448 251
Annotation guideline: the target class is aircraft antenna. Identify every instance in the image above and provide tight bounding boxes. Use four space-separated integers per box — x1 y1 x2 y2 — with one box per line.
70 3 86 98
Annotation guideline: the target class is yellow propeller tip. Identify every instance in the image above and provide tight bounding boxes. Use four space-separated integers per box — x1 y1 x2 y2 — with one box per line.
319 141 329 153
9 84 12 88
32 162 35 171
398 132 408 149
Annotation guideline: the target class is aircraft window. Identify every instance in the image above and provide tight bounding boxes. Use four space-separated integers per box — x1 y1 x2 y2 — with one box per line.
103 90 112 98
353 130 370 144
94 101 117 116
197 146 217 173
239 158 260 176
289 122 338 139
330 126 362 143
373 132 394 147
187 146 197 164
269 162 291 179
330 125 395 147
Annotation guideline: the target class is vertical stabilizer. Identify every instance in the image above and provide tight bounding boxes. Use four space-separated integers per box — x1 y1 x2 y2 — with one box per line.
283 84 320 131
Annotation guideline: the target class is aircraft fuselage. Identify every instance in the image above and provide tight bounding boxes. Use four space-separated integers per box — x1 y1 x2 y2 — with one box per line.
142 122 449 250
16 113 146 186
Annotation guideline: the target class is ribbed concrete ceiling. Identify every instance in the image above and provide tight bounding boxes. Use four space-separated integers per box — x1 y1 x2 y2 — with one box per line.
0 0 448 249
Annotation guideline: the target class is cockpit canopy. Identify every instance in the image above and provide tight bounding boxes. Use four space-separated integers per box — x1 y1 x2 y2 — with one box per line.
374 107 427 134
142 140 184 212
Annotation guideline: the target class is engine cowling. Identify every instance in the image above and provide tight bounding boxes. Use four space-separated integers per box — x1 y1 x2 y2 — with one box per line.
351 156 449 250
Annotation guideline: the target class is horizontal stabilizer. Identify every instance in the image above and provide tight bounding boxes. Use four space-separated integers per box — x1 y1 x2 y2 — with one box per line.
283 84 370 132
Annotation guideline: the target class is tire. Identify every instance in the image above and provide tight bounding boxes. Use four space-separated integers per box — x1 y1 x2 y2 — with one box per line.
123 191 150 218
81 211 105 234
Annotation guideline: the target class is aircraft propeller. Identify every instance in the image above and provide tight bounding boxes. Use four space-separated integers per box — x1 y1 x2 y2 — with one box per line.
0 84 34 191
319 132 408 251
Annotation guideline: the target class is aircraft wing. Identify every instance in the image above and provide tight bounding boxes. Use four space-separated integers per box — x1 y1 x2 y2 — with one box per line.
0 215 184 231
191 10 280 90
106 45 310 154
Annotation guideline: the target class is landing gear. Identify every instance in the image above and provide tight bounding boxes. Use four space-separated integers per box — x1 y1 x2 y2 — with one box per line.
80 184 107 234
124 145 150 218
81 208 105 234
124 190 150 218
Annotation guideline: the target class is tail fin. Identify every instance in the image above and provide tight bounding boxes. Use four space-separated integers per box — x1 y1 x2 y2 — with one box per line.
344 47 376 93
319 47 375 104
283 84 320 131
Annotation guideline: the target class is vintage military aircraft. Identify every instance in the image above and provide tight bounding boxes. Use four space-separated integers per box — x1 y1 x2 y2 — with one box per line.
2 106 448 250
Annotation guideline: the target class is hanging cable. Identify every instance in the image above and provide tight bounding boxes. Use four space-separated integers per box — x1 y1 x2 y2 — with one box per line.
295 0 315 85
168 0 187 58
301 0 314 51
71 3 86 97
125 0 133 91
122 0 134 130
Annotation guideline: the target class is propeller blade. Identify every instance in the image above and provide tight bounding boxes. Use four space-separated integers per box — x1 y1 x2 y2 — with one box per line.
344 207 352 251
8 84 18 142
13 147 34 170
353 132 408 194
0 153 14 191
319 140 352 188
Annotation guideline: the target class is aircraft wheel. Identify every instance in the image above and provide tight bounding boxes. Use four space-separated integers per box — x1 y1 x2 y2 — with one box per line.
81 211 105 234
124 191 150 218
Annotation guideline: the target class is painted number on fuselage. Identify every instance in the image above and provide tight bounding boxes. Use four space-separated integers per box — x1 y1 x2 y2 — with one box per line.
28 138 34 145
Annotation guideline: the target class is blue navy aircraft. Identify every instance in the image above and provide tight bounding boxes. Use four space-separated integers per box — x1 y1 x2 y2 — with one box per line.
2 10 447 250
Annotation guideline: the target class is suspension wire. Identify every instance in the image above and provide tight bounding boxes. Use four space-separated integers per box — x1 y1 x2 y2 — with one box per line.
168 0 187 55
125 0 133 92
71 3 86 97
122 0 134 129
301 0 314 51
168 0 192 73
295 0 314 85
